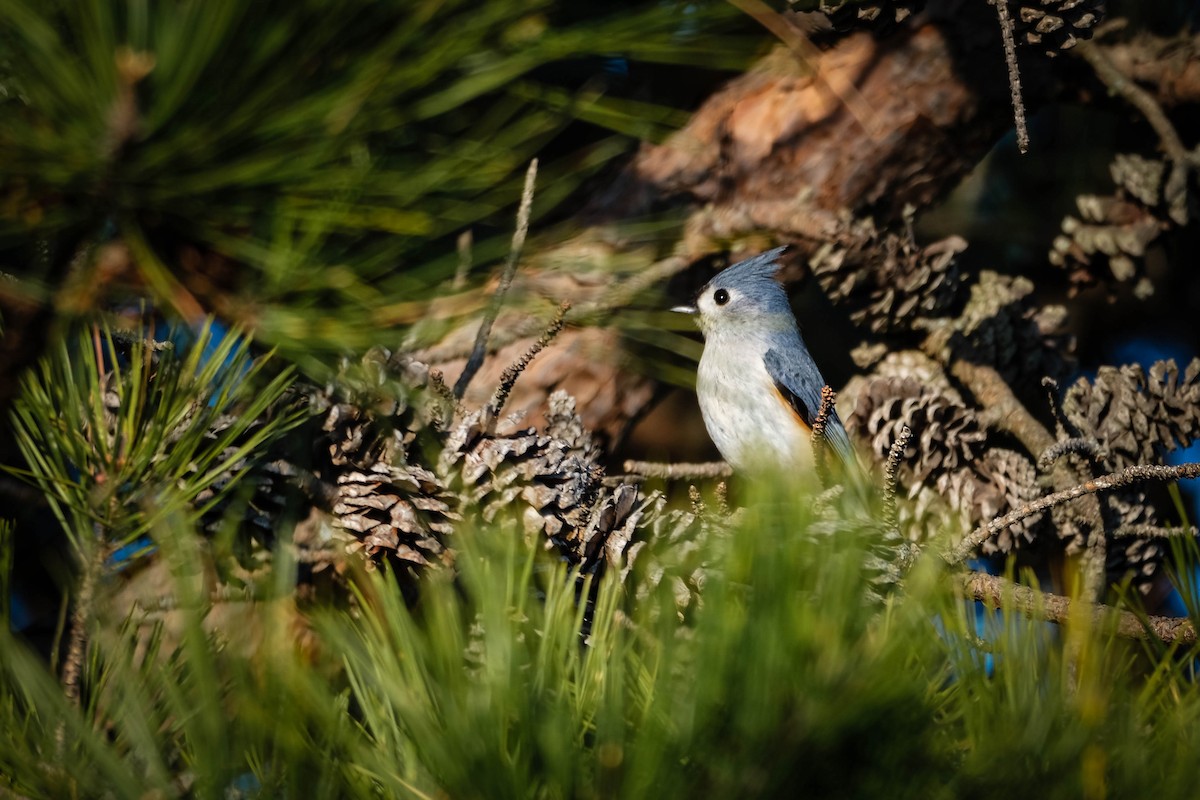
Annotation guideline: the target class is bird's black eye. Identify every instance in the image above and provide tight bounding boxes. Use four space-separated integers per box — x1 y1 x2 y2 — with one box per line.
713 288 730 306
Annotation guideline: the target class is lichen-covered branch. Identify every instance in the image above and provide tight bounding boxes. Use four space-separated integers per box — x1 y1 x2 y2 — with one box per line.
990 0 1029 153
963 571 1197 644
622 460 733 481
948 462 1200 564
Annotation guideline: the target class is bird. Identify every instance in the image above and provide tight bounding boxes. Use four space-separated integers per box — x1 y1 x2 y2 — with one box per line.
674 246 857 475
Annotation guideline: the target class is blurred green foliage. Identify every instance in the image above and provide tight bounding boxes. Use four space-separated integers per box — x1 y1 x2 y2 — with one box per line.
3 478 1200 798
0 0 750 370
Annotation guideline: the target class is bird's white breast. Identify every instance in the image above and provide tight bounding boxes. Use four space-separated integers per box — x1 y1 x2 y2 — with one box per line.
696 337 813 473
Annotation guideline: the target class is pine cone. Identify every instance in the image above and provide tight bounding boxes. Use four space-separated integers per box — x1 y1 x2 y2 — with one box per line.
331 464 455 567
1008 0 1105 57
1062 359 1200 468
437 393 648 575
848 377 1050 552
849 377 986 484
956 448 1046 554
1105 489 1164 592
625 491 726 618
946 271 1073 391
846 349 961 403
1050 154 1183 297
811 217 966 334
310 349 459 573
817 0 925 33
1056 359 1200 591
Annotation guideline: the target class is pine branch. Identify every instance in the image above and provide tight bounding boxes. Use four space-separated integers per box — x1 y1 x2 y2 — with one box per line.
622 461 733 480
948 359 1054 455
1113 523 1199 539
963 570 1197 644
56 528 106 755
948 462 1200 564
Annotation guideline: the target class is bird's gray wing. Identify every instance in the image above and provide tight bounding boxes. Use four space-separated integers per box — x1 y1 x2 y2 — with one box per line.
763 348 857 470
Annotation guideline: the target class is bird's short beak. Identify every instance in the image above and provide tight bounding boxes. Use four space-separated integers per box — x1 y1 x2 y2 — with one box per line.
671 305 697 315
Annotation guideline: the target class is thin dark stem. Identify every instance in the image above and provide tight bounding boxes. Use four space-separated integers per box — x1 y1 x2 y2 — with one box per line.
454 159 538 398
1039 437 1108 471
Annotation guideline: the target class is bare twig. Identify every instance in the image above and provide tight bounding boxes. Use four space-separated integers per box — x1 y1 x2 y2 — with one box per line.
61 535 104 708
485 300 569 424
453 230 473 290
1042 376 1082 441
106 328 174 351
944 359 1107 581
622 460 733 480
134 584 259 614
991 0 1030 153
1076 39 1196 168
1114 523 1200 539
1039 437 1108 471
883 425 912 532
951 360 1055 455
948 462 1200 563
1082 513 1108 608
454 159 538 398
811 385 837 488
963 571 1196 644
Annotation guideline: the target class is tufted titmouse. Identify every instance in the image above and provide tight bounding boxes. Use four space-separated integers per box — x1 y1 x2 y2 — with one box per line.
674 247 856 474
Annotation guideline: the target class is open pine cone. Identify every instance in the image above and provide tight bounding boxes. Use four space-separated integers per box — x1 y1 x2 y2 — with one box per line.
811 217 966 335
816 0 925 33
1008 0 1104 57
